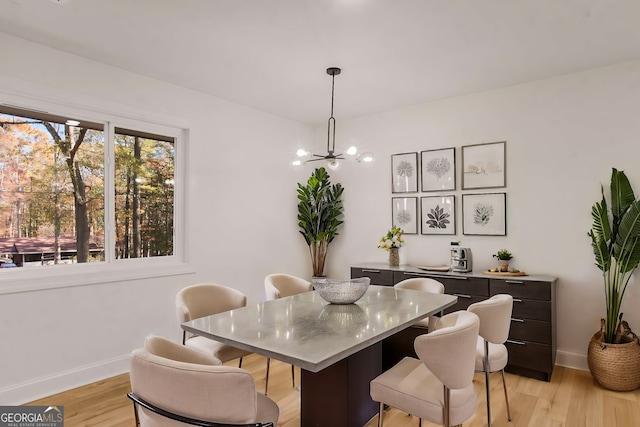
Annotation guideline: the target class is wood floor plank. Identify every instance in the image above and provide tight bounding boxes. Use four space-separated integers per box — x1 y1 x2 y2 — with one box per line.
23 354 640 426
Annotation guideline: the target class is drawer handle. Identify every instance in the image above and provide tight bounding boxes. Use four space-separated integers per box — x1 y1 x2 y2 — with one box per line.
362 269 381 273
425 274 468 280
511 318 525 323
513 298 523 303
505 280 524 284
404 272 430 277
506 339 526 346
453 294 471 299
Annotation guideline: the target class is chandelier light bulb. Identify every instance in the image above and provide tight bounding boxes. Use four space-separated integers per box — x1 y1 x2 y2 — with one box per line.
291 158 303 167
346 146 358 156
358 152 375 163
327 159 341 171
296 148 309 158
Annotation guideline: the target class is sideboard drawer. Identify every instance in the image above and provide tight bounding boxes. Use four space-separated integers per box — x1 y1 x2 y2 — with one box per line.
351 267 394 286
505 339 553 374
512 298 551 322
444 295 487 314
510 318 552 344
440 276 489 297
491 278 551 301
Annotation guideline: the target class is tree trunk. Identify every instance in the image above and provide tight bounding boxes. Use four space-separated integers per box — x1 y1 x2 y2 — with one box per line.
132 136 141 258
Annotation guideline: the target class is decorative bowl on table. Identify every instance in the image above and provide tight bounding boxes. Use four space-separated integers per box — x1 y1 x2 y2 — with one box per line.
312 277 370 304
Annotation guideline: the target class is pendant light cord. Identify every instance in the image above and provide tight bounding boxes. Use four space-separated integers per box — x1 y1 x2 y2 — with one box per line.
327 72 336 155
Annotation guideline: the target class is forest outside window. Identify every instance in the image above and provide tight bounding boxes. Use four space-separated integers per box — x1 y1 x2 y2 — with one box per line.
0 105 177 269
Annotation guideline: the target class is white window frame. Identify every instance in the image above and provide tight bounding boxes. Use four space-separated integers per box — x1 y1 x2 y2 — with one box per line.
0 81 193 295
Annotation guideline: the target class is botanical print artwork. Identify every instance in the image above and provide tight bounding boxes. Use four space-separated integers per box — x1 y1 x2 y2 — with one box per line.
421 148 455 192
461 141 506 189
425 157 450 180
392 197 418 234
396 209 412 226
462 193 506 236
426 205 450 229
473 202 494 226
421 195 455 235
392 153 418 193
396 161 414 179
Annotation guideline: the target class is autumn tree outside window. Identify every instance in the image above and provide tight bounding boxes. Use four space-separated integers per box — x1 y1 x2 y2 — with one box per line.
0 105 176 267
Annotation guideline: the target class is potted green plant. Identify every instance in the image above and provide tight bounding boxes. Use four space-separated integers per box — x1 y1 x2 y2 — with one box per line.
493 249 513 272
587 168 640 391
297 167 344 277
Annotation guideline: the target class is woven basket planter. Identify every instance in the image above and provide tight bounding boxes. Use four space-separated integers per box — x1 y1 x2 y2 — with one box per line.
588 329 640 391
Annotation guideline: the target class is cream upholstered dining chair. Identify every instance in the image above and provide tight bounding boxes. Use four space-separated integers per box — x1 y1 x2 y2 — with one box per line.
263 273 313 394
176 283 252 367
129 335 278 427
467 294 514 427
370 310 480 427
394 277 445 331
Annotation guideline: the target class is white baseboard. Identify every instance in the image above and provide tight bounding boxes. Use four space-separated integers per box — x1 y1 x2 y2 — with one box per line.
555 349 589 372
0 355 129 405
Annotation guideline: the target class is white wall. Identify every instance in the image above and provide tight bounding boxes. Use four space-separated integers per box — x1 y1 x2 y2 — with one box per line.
0 32 313 404
325 60 640 372
1 30 640 404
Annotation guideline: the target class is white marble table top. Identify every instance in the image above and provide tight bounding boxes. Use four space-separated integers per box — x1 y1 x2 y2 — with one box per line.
182 285 457 372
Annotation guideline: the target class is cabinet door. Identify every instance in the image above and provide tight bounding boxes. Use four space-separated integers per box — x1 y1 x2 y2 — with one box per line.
351 267 394 286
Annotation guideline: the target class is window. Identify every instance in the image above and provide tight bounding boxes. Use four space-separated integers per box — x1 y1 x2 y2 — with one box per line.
0 105 178 270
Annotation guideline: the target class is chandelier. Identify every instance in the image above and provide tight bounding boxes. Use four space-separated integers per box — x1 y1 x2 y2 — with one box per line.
292 67 374 170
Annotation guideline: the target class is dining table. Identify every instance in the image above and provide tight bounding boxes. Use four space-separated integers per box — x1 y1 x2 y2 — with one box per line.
182 284 457 427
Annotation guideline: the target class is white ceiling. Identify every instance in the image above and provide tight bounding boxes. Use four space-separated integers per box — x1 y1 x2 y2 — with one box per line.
2 0 640 124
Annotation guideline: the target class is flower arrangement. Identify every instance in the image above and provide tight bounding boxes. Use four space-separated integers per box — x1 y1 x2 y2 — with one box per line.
378 227 404 250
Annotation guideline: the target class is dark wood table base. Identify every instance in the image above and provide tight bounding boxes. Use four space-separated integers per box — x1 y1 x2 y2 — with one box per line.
301 342 382 427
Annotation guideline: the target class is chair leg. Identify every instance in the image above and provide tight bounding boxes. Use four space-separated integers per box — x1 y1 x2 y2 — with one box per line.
443 385 451 427
265 358 271 395
377 402 384 427
238 357 243 368
501 369 512 421
484 340 492 427
291 364 295 388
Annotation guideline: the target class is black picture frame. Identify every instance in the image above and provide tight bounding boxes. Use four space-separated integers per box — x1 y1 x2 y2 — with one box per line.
391 152 418 193
421 195 456 235
462 192 506 236
421 147 456 192
461 141 506 190
392 197 418 234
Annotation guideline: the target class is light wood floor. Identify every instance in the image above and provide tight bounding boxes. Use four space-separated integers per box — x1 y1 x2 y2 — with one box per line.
27 353 640 426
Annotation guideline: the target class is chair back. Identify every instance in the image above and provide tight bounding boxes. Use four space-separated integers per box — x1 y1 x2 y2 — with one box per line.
264 273 312 301
130 336 262 426
467 294 513 344
176 283 247 323
394 277 445 294
414 310 479 390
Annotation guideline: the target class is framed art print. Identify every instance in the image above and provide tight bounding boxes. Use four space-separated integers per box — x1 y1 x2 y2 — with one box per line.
462 193 506 236
391 152 418 193
392 197 418 234
421 195 455 235
421 147 455 192
461 141 506 190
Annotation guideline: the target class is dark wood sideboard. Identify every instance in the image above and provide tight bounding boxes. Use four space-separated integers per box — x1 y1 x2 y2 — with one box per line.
351 263 557 382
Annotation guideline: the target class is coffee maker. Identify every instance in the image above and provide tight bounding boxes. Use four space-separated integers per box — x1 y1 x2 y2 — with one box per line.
450 243 472 272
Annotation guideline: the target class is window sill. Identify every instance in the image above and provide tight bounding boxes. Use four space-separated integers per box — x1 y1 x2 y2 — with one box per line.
0 259 196 295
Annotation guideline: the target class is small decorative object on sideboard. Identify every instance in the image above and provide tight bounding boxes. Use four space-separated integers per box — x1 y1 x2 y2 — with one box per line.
378 227 404 266
492 249 513 272
313 277 370 304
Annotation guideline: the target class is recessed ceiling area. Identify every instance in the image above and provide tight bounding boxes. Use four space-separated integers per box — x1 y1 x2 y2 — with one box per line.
1 0 640 124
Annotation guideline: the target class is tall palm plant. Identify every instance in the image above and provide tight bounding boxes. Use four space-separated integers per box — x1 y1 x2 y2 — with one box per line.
297 167 344 277
589 168 640 343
